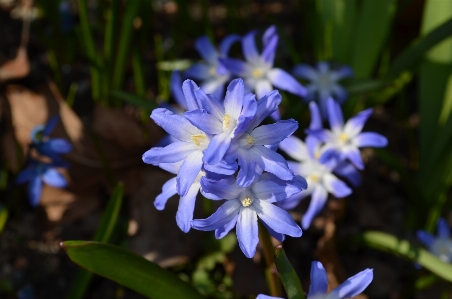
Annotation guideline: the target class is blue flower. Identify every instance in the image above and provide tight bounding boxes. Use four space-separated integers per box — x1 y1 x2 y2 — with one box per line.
220 26 306 115
293 62 353 116
312 98 388 170
184 34 240 99
31 115 72 163
16 161 68 207
257 260 373 299
191 173 306 258
279 135 351 229
417 218 452 263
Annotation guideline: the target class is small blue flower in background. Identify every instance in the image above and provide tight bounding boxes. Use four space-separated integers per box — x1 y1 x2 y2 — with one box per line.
16 161 68 207
312 98 388 170
417 218 452 263
279 135 351 229
17 116 72 207
293 62 353 116
30 115 72 164
221 25 306 118
257 260 373 299
191 173 306 258
183 34 241 99
17 284 35 299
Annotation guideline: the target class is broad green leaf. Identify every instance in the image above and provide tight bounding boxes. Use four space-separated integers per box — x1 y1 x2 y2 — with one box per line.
350 0 397 78
111 91 158 111
439 73 452 124
274 245 305 299
358 231 452 282
421 0 452 63
66 183 124 299
0 207 8 234
62 241 204 299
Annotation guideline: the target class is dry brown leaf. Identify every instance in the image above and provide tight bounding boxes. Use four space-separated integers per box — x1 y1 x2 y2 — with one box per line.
0 46 29 81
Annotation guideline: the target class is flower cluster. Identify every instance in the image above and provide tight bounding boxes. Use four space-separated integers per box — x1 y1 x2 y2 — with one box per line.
172 26 306 119
16 116 72 207
279 98 387 229
417 218 452 263
257 260 373 299
143 78 307 258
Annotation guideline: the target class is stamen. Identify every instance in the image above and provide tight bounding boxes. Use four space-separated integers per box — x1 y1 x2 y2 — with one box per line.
191 134 206 146
209 67 216 76
241 197 252 207
252 68 264 78
223 114 231 129
246 135 255 146
339 133 349 143
309 174 320 183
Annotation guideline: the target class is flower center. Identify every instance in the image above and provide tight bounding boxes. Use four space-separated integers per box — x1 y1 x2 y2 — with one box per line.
252 68 264 78
339 132 349 144
319 74 330 87
246 135 255 146
209 66 216 76
309 174 320 183
191 134 207 147
241 197 253 207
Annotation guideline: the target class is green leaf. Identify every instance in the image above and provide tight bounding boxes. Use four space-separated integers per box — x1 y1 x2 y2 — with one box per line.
350 0 397 78
62 241 204 299
111 90 158 111
357 231 452 282
385 18 452 79
274 245 305 299
65 183 124 299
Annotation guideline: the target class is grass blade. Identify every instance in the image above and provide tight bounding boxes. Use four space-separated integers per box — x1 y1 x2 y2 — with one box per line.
274 245 305 299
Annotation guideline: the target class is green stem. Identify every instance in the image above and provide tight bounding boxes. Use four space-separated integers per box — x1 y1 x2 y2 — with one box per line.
258 221 283 297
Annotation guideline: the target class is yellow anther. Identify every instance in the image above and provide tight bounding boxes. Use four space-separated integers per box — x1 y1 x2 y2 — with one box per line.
320 75 329 86
247 135 255 146
252 68 264 78
339 133 349 143
314 151 320 160
209 67 216 76
309 174 320 183
241 197 252 207
191 134 206 146
223 114 231 129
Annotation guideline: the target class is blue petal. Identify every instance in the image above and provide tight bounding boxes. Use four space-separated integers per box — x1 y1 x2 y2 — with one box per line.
262 25 277 46
279 135 309 162
302 185 327 229
250 146 293 181
215 213 240 239
333 162 362 187
343 108 373 137
42 168 67 188
247 90 281 131
30 125 45 143
437 218 450 239
309 101 322 130
261 220 285 242
28 175 43 207
417 230 435 248
16 168 34 184
150 108 200 142
242 30 260 62
343 147 364 170
184 109 223 134
307 261 328 299
278 191 308 210
38 139 72 155
170 71 187 109
252 174 307 203
176 151 203 196
219 34 241 56
182 80 203 110
255 200 302 237
236 149 258 187
200 177 242 200
191 200 242 231
268 68 307 98
224 78 245 120
154 177 177 210
255 80 274 100
203 159 238 175
355 132 388 148
194 87 225 120
257 295 284 299
204 81 226 101
232 93 257 137
203 133 232 165
331 84 348 103
142 142 196 165
326 98 344 132
176 182 200 232
327 269 373 299
195 36 218 64
220 58 250 77
236 207 259 258
44 115 60 136
159 161 182 174
251 119 298 146
184 63 211 81
323 173 351 198
293 64 318 81
331 65 354 81
262 34 278 66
